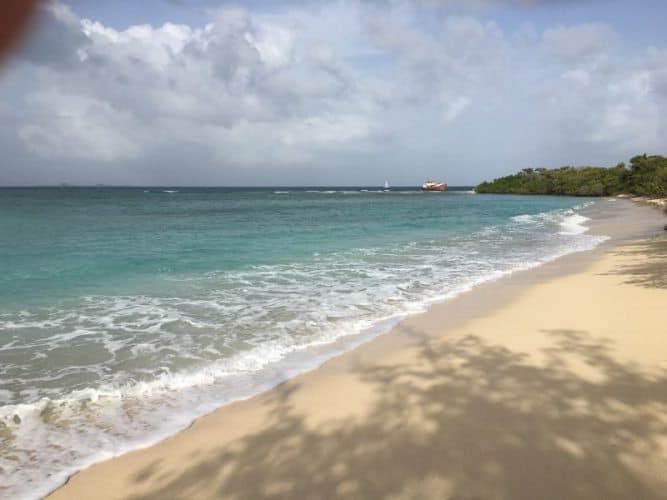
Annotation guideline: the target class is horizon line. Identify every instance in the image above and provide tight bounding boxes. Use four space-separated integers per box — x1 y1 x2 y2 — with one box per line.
0 184 476 189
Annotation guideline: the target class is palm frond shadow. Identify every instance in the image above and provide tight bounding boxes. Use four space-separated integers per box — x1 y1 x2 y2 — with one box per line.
130 328 667 500
605 236 667 289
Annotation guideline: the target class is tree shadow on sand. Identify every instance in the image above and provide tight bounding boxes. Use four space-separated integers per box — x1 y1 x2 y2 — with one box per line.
130 328 667 500
605 236 667 289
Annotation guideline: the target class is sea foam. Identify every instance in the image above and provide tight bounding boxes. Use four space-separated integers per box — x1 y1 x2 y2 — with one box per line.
559 214 591 235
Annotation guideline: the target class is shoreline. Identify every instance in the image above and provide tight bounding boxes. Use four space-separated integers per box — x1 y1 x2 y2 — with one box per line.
45 200 667 499
2 196 612 500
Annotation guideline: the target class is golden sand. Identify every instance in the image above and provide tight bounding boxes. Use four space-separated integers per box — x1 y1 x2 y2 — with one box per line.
49 234 667 500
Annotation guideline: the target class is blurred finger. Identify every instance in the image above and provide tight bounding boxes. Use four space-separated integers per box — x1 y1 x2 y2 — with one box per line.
0 0 39 62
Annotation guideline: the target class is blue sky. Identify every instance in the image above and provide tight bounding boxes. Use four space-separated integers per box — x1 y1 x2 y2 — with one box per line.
1 0 666 186
65 0 667 48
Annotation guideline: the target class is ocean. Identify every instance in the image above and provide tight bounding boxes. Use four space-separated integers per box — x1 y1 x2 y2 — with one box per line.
0 187 607 499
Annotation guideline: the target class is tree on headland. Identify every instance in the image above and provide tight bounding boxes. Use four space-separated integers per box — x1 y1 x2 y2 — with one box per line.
625 155 667 197
475 154 667 197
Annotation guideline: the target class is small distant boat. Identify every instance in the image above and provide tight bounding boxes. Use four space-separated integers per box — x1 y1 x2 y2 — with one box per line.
384 180 390 191
421 179 447 192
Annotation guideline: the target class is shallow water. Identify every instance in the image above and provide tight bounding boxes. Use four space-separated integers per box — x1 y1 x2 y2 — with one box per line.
0 187 606 499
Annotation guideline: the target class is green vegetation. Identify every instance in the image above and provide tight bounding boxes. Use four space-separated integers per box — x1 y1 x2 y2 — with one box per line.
475 154 667 197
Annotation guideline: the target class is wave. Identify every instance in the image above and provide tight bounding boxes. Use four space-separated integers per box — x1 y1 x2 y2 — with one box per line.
559 214 591 235
304 189 394 194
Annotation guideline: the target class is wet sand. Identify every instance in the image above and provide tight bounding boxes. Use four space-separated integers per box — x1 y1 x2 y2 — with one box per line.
48 200 667 500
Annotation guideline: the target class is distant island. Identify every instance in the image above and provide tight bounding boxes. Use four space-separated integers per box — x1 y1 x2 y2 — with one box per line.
475 154 667 197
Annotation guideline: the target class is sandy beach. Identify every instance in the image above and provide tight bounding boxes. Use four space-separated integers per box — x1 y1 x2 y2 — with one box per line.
48 202 667 500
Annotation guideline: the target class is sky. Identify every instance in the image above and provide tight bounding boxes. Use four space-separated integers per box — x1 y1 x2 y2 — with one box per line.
1 0 666 186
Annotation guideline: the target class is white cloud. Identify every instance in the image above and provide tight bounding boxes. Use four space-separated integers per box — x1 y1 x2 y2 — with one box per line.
542 23 614 64
442 96 470 122
1 1 666 185
11 1 386 168
646 47 667 99
19 91 142 161
540 44 664 158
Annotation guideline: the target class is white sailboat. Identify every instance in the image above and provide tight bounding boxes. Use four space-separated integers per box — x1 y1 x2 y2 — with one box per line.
383 180 390 191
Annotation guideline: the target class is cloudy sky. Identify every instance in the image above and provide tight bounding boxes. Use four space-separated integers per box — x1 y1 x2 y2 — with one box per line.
1 0 666 186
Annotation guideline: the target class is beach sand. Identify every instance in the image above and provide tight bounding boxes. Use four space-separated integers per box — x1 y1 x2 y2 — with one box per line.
49 203 667 500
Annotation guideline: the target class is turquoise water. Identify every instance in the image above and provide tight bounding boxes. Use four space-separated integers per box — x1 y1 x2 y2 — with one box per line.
0 187 606 499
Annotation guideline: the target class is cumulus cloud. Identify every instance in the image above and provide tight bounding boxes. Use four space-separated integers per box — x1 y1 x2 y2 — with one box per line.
646 47 667 98
9 1 386 169
542 23 614 64
19 91 142 161
537 39 665 163
0 0 665 185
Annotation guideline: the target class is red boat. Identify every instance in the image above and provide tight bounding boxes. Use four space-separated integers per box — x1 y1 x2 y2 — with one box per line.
421 180 447 192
